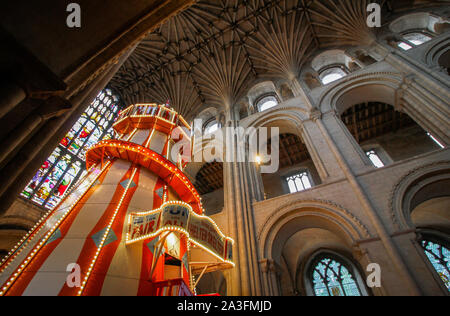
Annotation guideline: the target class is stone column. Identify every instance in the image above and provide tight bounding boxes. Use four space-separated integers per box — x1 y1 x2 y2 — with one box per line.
0 112 43 166
248 162 265 202
301 118 346 181
259 259 271 295
268 260 281 296
320 111 372 174
397 78 450 145
373 42 450 145
0 45 137 216
0 96 72 166
223 160 243 296
0 83 26 120
311 113 422 296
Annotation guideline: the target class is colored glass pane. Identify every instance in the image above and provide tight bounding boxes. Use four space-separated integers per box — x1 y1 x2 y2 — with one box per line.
312 257 362 297
421 240 450 291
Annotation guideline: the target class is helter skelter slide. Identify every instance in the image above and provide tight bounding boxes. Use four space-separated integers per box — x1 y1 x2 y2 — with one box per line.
0 103 234 296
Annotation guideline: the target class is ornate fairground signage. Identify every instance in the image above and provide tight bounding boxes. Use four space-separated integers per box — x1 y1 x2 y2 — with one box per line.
127 201 234 264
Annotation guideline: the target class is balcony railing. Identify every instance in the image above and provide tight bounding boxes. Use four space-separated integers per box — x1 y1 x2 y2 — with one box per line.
150 278 194 296
115 104 191 130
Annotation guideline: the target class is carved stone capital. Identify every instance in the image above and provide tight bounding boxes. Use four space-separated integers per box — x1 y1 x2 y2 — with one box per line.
309 109 323 122
259 259 270 273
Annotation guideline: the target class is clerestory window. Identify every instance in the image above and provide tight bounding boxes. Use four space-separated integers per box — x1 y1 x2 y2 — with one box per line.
286 171 312 193
320 67 348 85
366 150 385 168
257 95 278 112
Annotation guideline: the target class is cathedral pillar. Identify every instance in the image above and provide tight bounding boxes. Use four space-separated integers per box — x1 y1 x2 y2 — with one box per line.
259 259 281 296
397 78 450 146
373 42 450 146
0 82 26 120
292 82 422 295
268 260 281 296
300 110 372 183
0 96 72 166
222 107 262 296
317 111 372 174
259 259 271 295
301 119 343 181
311 113 422 296
248 161 265 202
294 79 370 182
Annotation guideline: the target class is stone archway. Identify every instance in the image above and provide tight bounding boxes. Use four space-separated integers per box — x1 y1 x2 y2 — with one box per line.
390 162 450 231
242 109 328 198
258 199 370 296
318 73 403 115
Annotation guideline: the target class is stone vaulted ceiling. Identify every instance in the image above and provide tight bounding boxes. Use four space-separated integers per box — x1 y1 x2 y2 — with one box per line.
109 0 447 120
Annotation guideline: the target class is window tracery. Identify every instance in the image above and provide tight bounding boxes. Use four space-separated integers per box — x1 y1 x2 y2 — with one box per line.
286 171 312 193
319 66 348 85
310 256 363 297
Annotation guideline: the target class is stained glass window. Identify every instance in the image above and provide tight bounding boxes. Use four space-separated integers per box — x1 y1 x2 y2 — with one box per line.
21 89 121 209
421 239 450 292
311 257 362 296
287 172 312 193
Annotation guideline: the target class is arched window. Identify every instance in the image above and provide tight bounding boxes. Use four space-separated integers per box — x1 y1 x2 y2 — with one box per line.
421 238 450 292
311 50 354 85
309 255 364 296
397 41 413 51
366 149 385 168
21 89 121 209
397 32 433 51
319 66 347 85
403 32 432 46
256 95 278 112
286 171 312 193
